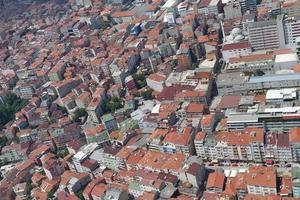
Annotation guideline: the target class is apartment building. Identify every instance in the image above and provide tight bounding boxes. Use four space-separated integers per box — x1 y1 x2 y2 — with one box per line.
223 0 242 19
239 0 257 13
282 0 300 16
87 97 103 124
225 54 273 72
290 128 300 163
222 42 252 61
284 16 300 48
248 15 285 51
292 166 300 198
265 132 293 163
206 172 225 193
198 0 222 16
246 166 277 196
83 124 111 146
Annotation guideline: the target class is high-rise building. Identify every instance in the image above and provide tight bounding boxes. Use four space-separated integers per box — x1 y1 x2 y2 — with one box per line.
224 0 242 19
76 0 92 7
248 15 285 51
239 0 257 13
283 16 300 48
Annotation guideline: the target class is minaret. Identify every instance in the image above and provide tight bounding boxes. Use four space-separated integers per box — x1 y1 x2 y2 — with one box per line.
220 20 226 43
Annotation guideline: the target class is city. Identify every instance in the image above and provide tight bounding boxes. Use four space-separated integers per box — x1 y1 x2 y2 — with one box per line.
1 0 300 199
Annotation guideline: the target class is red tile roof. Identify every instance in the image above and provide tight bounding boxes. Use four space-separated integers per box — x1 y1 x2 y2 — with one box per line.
223 42 251 51
206 172 225 190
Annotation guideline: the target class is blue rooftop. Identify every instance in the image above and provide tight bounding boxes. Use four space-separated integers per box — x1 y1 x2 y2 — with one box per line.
248 73 300 84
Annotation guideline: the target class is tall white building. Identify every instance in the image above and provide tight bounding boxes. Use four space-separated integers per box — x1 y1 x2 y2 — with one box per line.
224 0 242 19
248 15 285 51
284 16 300 48
76 0 92 7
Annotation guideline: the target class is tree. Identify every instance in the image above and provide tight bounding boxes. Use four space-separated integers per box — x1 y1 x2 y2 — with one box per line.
12 136 20 144
101 97 123 113
47 191 55 199
72 108 87 123
75 189 84 200
0 136 7 147
188 63 198 70
0 92 27 130
141 90 153 100
254 69 265 76
56 147 69 158
133 73 147 89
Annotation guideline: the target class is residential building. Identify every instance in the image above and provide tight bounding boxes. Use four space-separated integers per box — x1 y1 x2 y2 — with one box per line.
87 97 103 123
292 166 300 198
84 124 111 146
248 15 285 51
246 166 277 196
224 0 242 19
222 42 252 61
146 73 166 92
206 172 225 193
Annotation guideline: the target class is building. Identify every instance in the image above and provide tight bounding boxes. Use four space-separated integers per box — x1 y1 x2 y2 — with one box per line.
146 73 166 92
87 97 103 123
292 166 300 198
239 0 257 13
290 128 300 163
222 42 252 61
246 166 277 196
265 132 293 163
282 0 300 17
13 183 29 200
198 0 222 16
225 54 273 72
76 0 92 7
206 172 225 193
284 16 300 48
101 114 118 132
165 8 176 25
274 52 298 71
224 0 242 19
248 15 285 51
90 146 122 171
84 124 111 146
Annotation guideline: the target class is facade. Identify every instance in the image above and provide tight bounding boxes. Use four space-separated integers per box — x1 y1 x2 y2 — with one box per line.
292 167 300 198
224 0 242 19
248 16 285 51
225 54 273 72
198 0 222 16
84 125 111 146
101 114 118 132
284 16 300 48
87 97 103 124
222 42 252 61
246 166 277 196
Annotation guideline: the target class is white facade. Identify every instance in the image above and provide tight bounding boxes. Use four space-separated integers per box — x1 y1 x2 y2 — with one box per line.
222 46 252 61
247 185 277 196
284 17 300 47
146 77 165 92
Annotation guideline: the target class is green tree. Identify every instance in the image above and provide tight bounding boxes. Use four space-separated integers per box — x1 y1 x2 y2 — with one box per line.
47 191 55 199
12 136 20 144
133 73 147 89
101 97 123 113
0 92 27 130
141 90 153 100
72 108 87 122
75 189 84 200
0 136 7 147
56 147 69 158
188 63 198 70
254 69 265 76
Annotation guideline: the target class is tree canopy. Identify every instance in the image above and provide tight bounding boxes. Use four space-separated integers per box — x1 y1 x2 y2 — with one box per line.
0 92 27 130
